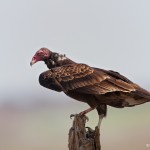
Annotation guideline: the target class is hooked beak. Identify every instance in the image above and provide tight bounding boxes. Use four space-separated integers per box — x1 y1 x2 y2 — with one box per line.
30 60 36 66
30 56 37 66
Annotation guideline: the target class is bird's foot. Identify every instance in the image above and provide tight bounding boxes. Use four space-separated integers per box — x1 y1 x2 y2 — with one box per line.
78 111 89 121
79 107 95 116
70 113 89 121
70 107 95 121
70 114 77 119
79 111 87 116
85 127 95 138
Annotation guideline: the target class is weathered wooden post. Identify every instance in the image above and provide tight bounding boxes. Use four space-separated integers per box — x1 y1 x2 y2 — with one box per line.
68 114 101 150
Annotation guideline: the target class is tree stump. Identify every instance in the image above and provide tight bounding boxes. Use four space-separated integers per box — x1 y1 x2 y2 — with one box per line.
68 114 101 150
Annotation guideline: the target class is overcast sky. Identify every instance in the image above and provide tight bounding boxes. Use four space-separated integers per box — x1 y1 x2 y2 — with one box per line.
1 0 150 103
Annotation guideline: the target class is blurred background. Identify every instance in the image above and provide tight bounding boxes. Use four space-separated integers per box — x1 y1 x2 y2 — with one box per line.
0 0 150 150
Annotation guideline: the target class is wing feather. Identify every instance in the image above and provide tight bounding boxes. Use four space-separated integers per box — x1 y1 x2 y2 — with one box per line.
39 63 136 94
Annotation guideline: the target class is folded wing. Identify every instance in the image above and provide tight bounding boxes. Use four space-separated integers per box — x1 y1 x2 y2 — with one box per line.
39 64 136 94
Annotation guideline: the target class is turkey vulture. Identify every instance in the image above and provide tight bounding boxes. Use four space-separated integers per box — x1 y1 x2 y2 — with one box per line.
30 48 150 127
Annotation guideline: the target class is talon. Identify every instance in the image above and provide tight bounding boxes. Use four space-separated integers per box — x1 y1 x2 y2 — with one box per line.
78 113 89 122
79 111 87 116
79 107 95 116
70 114 76 119
84 115 89 122
86 127 94 132
85 127 95 138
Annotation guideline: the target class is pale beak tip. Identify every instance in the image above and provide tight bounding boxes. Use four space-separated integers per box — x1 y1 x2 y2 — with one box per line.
30 61 34 66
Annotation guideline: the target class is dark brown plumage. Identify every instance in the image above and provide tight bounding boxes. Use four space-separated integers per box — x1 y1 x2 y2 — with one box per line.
31 48 150 123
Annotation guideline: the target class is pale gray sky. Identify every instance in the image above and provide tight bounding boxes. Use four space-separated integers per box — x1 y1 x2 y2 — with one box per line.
1 0 150 103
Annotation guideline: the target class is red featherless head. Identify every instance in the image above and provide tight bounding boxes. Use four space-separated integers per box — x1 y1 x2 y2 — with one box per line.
30 47 51 66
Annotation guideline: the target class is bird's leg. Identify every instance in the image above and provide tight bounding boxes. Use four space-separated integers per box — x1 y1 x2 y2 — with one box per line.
97 114 104 129
96 105 107 129
79 107 95 116
70 107 96 121
78 107 96 121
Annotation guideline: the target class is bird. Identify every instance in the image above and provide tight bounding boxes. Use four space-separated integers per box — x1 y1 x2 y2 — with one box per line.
30 47 150 127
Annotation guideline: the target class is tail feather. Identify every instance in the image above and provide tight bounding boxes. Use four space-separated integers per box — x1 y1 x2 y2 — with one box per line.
132 84 150 102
